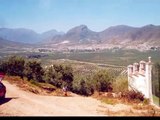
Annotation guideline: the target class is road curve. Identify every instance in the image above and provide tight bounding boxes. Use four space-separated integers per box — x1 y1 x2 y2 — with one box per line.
0 81 107 116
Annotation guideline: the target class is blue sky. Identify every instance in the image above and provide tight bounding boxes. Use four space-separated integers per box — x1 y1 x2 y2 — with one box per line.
0 0 160 33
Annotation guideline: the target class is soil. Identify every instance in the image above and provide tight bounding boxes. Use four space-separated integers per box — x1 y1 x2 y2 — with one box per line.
0 80 160 116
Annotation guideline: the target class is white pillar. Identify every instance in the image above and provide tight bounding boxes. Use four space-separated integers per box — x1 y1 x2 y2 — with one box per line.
133 63 139 74
139 61 146 75
145 57 153 102
128 65 133 75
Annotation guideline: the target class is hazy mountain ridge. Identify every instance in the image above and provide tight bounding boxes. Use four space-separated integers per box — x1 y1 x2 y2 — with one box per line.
0 28 39 43
0 37 32 49
48 24 160 46
40 29 64 43
0 28 64 44
51 25 100 44
0 24 160 49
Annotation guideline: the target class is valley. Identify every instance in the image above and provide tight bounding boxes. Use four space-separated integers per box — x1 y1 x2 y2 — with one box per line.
0 0 160 116
1 47 160 67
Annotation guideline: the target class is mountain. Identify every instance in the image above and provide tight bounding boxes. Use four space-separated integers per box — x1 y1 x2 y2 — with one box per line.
48 24 160 46
65 25 100 43
49 25 100 44
99 25 138 44
129 24 160 44
0 28 39 43
0 28 64 44
1 24 160 48
40 29 64 42
99 24 160 45
0 37 29 48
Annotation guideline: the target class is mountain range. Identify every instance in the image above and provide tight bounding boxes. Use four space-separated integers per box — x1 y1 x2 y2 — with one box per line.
0 24 160 48
0 28 64 44
46 24 160 48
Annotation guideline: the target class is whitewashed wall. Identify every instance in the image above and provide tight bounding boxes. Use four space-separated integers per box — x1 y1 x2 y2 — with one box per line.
128 57 152 101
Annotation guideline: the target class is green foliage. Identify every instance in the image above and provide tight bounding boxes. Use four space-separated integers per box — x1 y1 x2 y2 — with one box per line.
72 69 115 96
0 55 131 97
0 56 25 78
0 61 7 73
40 49 160 66
61 65 73 83
24 60 44 82
112 75 128 92
72 75 94 96
92 69 113 92
44 66 56 83
44 64 74 90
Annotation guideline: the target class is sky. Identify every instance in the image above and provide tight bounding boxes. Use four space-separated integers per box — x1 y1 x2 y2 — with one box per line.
0 0 160 33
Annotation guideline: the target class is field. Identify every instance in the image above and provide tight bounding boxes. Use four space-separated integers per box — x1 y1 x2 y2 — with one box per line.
1 49 160 66
1 49 160 77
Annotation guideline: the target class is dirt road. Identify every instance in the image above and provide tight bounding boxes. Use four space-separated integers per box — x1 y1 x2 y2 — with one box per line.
0 81 107 116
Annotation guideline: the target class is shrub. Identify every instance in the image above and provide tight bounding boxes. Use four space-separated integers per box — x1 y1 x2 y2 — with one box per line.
112 75 128 92
72 74 94 96
122 90 145 102
24 60 44 82
44 64 74 90
72 69 115 96
92 69 113 92
0 56 25 78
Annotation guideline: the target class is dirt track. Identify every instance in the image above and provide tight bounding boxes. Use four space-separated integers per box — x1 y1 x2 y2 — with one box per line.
0 81 107 116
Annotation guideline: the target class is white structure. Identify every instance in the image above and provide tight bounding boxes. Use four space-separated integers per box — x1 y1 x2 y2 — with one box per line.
127 57 153 102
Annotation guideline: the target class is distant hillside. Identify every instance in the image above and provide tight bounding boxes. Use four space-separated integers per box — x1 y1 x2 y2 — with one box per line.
99 25 138 44
99 24 160 45
47 24 160 47
1 24 160 47
40 29 64 43
0 37 29 48
0 28 64 44
64 25 100 44
0 28 39 43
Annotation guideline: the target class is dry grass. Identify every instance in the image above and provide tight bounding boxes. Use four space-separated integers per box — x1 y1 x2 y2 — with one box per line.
92 91 160 116
4 76 56 96
4 76 73 97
